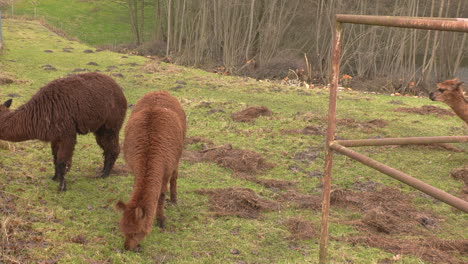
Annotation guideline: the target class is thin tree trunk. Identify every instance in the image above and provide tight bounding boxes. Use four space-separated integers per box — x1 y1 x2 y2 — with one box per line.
245 0 256 61
166 0 172 57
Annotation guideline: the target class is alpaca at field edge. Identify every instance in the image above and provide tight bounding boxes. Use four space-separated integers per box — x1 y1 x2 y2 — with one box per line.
429 78 468 124
0 72 127 191
116 91 186 251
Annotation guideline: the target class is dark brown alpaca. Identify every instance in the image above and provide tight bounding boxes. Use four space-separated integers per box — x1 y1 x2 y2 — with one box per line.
116 91 186 251
430 78 468 124
0 73 127 191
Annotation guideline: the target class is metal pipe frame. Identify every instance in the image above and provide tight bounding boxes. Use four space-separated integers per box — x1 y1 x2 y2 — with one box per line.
319 15 468 264
330 142 468 213
336 136 468 147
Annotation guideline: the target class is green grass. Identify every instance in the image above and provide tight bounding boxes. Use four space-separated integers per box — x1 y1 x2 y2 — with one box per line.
5 0 154 45
1 19 467 264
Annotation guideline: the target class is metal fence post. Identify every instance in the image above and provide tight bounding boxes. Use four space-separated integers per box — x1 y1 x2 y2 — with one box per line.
320 14 468 264
319 18 343 264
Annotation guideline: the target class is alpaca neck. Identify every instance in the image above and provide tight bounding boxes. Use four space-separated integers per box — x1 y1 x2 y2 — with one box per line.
0 110 35 142
131 165 165 217
446 97 468 124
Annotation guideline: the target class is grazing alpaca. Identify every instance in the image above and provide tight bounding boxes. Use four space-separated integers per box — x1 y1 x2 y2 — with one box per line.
116 91 186 251
0 73 127 191
429 78 468 124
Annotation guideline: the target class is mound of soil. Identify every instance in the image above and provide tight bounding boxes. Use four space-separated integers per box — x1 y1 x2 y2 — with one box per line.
337 118 389 131
293 148 320 164
281 125 325 136
326 186 468 263
232 106 272 122
0 140 14 151
451 167 468 200
110 164 132 176
276 190 322 210
340 235 468 264
404 143 466 153
182 144 274 174
196 187 280 219
393 105 455 116
184 136 215 146
451 167 468 185
0 75 14 85
331 187 439 234
284 216 316 240
0 188 49 263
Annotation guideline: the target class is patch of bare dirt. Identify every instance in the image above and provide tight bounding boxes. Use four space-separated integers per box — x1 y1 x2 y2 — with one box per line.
231 106 272 122
330 187 439 234
0 75 15 85
70 234 88 244
352 180 384 192
451 167 468 185
403 143 465 153
337 118 389 130
283 216 316 240
276 190 322 210
393 105 455 116
196 187 280 219
277 184 461 262
281 126 325 136
0 189 49 263
182 143 274 174
110 164 132 176
142 60 183 74
184 136 215 146
339 235 468 264
293 148 320 164
451 167 468 201
326 186 468 263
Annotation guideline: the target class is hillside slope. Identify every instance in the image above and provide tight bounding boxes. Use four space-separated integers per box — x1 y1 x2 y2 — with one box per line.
0 19 467 264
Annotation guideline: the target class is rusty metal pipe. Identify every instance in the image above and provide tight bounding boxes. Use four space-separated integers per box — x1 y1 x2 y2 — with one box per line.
319 21 343 264
330 143 468 213
336 136 468 147
336 14 468 33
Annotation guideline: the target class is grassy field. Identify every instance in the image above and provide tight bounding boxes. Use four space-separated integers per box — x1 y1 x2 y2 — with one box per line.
0 19 467 264
4 0 154 46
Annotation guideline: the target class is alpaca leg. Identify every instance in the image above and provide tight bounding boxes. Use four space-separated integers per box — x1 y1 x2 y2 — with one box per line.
169 169 178 204
94 128 120 178
156 192 166 229
51 141 59 181
54 137 76 192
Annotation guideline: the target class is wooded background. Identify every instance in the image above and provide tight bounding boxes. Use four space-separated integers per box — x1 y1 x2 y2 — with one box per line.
6 0 468 93
123 0 467 93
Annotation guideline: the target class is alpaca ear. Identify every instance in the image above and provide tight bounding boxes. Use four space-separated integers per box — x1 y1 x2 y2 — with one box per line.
3 99 12 108
134 207 145 220
116 201 126 211
452 81 464 91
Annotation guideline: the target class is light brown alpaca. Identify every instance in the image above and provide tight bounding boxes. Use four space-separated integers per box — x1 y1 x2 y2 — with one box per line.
429 78 467 124
116 91 186 251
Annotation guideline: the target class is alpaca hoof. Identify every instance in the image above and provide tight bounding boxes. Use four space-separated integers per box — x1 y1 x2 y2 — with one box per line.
156 218 166 229
133 245 142 252
100 172 110 178
58 182 67 192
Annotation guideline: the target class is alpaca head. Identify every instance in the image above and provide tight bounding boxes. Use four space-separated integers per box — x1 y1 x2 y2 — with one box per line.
116 200 148 251
429 78 465 104
0 99 13 114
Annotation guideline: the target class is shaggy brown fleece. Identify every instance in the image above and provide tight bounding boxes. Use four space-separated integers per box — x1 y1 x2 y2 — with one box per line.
0 72 127 191
117 91 186 251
